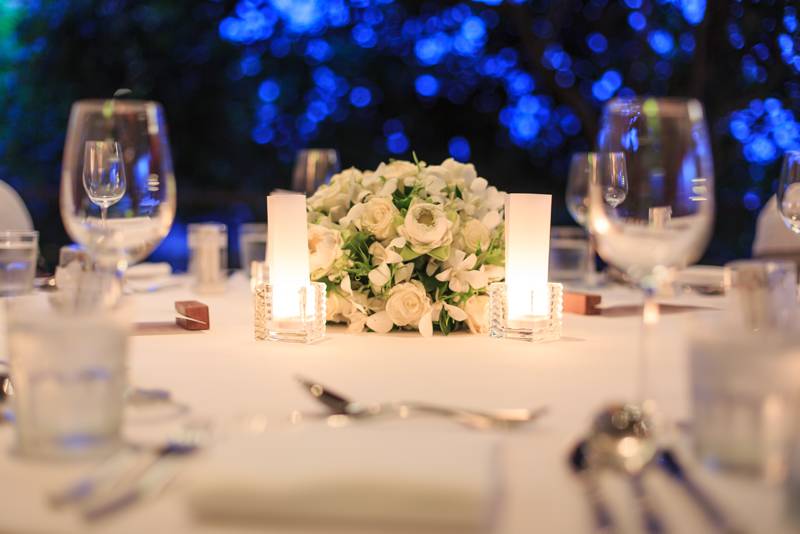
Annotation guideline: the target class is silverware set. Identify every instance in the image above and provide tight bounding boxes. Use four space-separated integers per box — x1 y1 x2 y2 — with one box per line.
50 422 210 521
570 403 743 534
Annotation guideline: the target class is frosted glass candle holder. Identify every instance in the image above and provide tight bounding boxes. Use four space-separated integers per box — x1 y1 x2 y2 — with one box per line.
488 282 563 342
254 281 325 343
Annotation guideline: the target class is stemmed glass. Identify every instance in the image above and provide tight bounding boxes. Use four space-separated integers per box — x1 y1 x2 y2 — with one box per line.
566 152 628 284
292 149 340 194
777 150 800 234
589 97 715 408
61 100 176 265
83 141 127 223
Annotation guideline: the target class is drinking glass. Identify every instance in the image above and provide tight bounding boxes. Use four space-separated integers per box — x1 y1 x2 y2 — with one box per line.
83 140 126 222
291 149 340 195
61 99 177 264
188 223 228 294
549 227 590 283
778 150 800 234
590 97 715 406
7 297 129 459
238 223 267 270
0 231 38 297
566 152 628 284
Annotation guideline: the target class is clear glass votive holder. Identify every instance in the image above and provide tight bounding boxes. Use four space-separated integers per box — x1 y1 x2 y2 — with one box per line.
188 223 227 294
488 282 563 342
6 297 130 460
723 259 798 330
238 223 267 270
0 231 38 297
550 227 590 283
689 314 800 480
254 281 326 343
249 260 268 294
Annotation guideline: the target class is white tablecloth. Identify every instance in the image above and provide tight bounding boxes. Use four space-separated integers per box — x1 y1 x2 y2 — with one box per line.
0 275 795 534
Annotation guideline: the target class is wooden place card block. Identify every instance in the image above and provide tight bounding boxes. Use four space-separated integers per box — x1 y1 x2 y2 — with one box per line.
175 300 210 330
563 291 602 316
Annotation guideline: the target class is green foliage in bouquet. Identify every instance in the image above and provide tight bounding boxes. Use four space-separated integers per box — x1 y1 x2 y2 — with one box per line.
306 157 507 336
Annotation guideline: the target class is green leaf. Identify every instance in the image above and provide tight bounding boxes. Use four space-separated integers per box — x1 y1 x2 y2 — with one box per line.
428 245 450 262
400 245 421 261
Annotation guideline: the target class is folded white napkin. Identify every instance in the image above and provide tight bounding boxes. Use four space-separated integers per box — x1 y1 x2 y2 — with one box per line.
126 262 173 280
674 265 723 288
186 428 501 532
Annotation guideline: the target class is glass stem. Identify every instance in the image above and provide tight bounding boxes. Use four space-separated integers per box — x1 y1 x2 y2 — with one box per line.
100 206 108 226
637 288 660 407
585 233 597 286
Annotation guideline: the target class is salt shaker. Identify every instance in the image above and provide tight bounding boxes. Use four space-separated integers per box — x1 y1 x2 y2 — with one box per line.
188 223 227 294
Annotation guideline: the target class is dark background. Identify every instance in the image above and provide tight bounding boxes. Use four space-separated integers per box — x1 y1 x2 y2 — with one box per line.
1 0 798 270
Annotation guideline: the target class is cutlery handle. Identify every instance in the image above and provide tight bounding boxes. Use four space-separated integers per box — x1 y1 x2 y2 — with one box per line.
630 474 667 534
580 475 616 534
658 451 741 533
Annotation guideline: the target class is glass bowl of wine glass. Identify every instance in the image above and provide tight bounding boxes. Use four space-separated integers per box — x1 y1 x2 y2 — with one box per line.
60 99 177 265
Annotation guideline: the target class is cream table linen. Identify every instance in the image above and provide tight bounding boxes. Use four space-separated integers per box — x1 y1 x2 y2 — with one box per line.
0 274 794 534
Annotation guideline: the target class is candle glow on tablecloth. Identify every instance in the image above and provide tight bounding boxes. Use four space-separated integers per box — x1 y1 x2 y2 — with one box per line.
504 193 552 321
266 193 309 320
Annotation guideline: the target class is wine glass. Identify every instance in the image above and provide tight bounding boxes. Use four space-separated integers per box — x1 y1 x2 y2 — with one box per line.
777 150 800 234
83 141 126 223
566 152 628 284
61 100 176 265
589 97 714 407
291 149 340 194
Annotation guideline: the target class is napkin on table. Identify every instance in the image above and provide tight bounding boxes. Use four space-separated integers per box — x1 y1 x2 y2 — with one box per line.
186 427 502 532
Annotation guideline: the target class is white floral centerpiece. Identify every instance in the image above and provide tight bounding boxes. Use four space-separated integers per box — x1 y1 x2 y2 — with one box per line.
306 157 506 336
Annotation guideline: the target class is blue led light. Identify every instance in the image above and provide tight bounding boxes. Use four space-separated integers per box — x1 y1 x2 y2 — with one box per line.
586 33 608 53
305 39 332 62
679 33 695 53
648 30 675 56
628 11 646 31
742 191 761 211
461 16 486 41
506 70 534 96
352 23 377 48
258 79 281 102
680 0 706 25
383 118 403 135
623 0 643 9
729 117 750 141
448 136 471 161
785 9 798 32
240 56 261 76
414 33 450 65
414 74 439 97
386 132 409 154
349 86 372 107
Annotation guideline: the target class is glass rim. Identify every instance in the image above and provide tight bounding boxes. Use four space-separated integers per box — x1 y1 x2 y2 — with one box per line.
0 230 38 239
188 222 227 231
72 98 164 111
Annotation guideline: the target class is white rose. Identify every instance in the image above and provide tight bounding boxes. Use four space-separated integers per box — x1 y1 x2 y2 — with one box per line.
459 218 490 253
308 168 359 221
308 224 343 279
375 160 419 186
326 291 352 323
440 158 478 188
397 202 453 255
353 197 399 240
462 294 490 334
384 281 431 328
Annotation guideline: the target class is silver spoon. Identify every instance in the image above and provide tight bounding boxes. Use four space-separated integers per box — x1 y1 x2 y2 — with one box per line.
586 403 665 534
296 376 548 430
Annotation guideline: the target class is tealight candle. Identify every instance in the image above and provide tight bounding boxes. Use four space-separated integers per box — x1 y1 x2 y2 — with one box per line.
488 193 563 342
255 193 325 343
505 193 552 326
267 193 310 322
